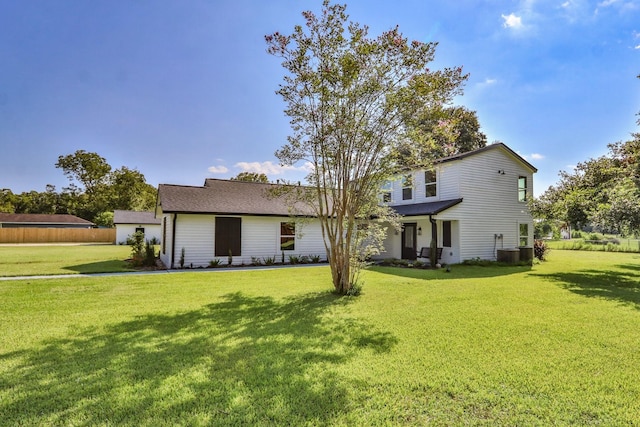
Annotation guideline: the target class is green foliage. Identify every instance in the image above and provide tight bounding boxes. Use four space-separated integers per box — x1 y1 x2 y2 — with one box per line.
230 172 269 183
251 257 263 266
266 0 467 294
262 256 276 266
127 231 156 267
93 211 114 228
288 255 300 265
533 131 640 236
533 239 550 261
208 259 222 268
180 247 186 268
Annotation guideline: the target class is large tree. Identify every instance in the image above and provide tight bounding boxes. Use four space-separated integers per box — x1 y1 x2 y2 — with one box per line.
266 1 467 294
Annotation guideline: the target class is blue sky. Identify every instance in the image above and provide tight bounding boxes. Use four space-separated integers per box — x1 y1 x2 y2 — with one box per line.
1 0 639 196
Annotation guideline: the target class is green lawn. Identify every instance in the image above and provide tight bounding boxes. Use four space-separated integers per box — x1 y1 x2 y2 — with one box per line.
0 244 135 276
1 250 639 425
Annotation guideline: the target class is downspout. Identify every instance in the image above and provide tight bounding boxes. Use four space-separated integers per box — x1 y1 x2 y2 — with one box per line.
429 215 438 268
170 213 177 269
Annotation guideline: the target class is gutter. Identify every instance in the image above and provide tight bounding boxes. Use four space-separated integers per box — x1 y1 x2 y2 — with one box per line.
170 213 177 269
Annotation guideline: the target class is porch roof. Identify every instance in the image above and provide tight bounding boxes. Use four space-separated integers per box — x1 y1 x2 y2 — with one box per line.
390 198 463 217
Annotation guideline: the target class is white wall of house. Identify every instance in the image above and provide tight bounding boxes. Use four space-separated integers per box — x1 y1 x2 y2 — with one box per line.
115 224 162 245
159 213 327 269
379 145 535 263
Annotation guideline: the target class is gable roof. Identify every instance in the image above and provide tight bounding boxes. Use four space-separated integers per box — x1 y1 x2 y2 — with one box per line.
113 210 161 225
390 198 463 217
157 179 317 217
0 213 94 226
436 142 538 173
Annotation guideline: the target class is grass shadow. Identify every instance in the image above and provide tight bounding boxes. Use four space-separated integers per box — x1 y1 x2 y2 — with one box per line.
63 260 134 274
0 291 397 425
368 263 532 280
531 266 640 309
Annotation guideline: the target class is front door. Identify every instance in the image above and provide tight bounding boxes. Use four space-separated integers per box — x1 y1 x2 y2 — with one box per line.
401 223 417 260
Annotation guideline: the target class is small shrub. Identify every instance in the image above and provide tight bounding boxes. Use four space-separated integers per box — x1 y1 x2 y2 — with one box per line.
288 255 299 265
571 230 583 239
208 259 221 267
227 249 233 266
534 239 550 261
180 247 186 268
263 256 276 266
310 255 321 263
251 257 263 266
346 281 362 296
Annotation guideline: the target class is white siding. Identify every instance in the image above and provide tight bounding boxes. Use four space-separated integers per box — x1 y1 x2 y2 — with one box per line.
160 213 327 269
115 224 161 245
380 145 535 263
443 148 534 261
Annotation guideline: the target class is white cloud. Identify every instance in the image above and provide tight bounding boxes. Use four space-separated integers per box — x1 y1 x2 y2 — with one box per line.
501 13 523 29
530 153 545 160
207 165 229 174
234 161 314 175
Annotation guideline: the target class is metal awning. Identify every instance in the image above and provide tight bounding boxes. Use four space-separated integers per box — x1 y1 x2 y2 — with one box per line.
390 198 463 217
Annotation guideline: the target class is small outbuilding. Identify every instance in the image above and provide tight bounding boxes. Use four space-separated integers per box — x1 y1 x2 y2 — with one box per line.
113 210 162 245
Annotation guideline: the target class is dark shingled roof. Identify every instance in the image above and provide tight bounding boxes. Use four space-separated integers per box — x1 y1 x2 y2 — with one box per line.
113 210 161 225
390 198 463 217
0 213 94 225
157 179 317 216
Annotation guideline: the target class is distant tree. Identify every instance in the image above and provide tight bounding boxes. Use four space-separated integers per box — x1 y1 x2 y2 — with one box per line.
0 188 16 213
266 1 467 294
109 167 157 211
398 106 486 165
93 211 114 228
230 172 269 183
55 150 112 198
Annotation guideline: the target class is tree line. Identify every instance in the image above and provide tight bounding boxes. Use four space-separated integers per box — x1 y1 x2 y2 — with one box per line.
0 150 157 227
532 75 640 238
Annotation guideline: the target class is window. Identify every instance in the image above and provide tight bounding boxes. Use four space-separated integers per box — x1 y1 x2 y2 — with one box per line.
402 174 413 200
518 176 528 202
381 180 392 203
135 227 145 235
425 169 437 198
443 221 452 247
519 223 529 247
280 222 295 251
215 217 241 256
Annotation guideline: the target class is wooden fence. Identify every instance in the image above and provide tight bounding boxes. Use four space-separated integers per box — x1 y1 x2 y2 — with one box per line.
0 228 116 244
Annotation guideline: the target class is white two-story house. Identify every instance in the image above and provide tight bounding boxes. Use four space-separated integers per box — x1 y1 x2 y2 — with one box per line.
376 142 537 264
154 143 535 268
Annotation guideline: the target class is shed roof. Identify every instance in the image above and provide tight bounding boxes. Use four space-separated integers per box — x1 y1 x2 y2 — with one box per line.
0 213 94 225
390 199 463 217
157 179 317 216
113 210 161 225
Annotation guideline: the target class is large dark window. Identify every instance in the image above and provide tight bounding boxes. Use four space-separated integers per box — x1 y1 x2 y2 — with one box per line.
443 221 452 247
215 217 241 256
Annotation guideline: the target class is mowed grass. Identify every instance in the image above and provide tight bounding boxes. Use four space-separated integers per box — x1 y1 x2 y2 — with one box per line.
0 244 134 276
1 251 639 425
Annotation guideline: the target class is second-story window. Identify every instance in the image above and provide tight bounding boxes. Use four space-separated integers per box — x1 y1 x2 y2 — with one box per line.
425 169 437 197
381 180 392 203
402 174 413 200
518 176 528 202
